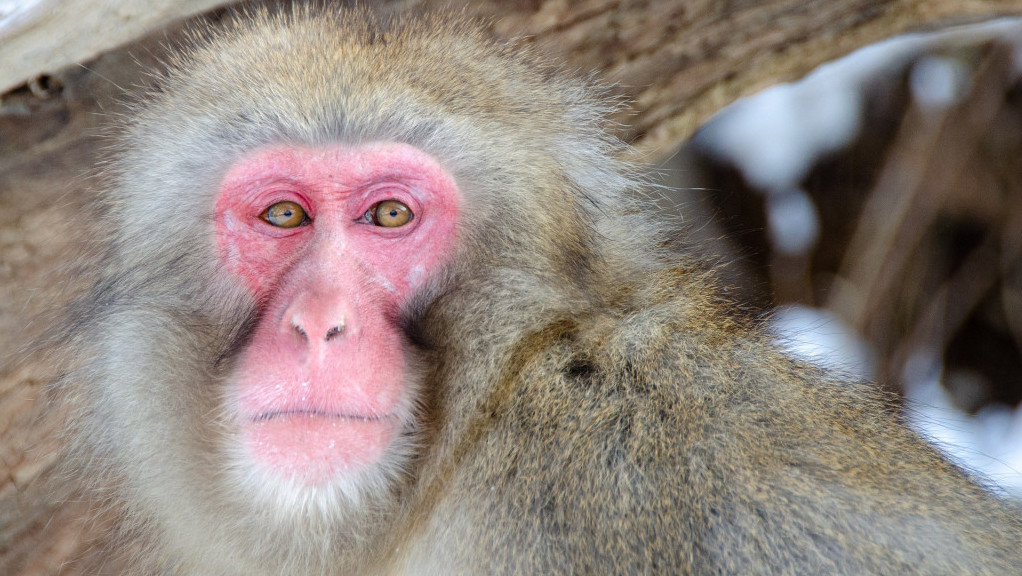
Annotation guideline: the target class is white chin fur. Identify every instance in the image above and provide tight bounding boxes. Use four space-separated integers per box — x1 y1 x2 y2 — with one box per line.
218 372 422 523
224 426 415 520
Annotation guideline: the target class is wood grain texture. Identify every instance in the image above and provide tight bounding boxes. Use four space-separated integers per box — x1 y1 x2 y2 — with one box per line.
0 0 232 94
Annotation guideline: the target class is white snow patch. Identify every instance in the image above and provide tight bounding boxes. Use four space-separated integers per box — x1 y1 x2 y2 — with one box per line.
910 56 971 111
695 83 862 194
693 29 939 195
765 189 819 255
905 350 1022 498
771 305 876 380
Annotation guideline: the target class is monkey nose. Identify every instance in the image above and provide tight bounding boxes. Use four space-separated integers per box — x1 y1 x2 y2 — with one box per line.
289 314 347 342
279 287 359 345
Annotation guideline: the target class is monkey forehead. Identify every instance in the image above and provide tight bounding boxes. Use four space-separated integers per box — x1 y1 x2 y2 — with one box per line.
125 7 633 200
218 142 460 202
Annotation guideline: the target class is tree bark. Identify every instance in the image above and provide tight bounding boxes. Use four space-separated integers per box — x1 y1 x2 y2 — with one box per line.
426 0 1022 158
0 0 233 94
1 0 1020 573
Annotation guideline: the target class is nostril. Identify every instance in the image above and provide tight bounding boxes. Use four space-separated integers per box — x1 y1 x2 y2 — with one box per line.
324 319 346 342
285 307 347 343
291 320 308 341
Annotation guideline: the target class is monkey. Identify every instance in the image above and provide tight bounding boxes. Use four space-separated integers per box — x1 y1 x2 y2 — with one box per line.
40 4 1022 575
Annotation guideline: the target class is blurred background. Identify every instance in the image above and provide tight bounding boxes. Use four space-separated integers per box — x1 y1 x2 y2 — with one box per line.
667 20 1022 496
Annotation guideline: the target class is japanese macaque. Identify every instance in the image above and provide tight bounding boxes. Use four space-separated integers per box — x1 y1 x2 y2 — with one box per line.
49 5 1022 575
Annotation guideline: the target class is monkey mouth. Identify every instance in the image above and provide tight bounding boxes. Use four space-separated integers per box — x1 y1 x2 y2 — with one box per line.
252 409 392 422
243 408 399 484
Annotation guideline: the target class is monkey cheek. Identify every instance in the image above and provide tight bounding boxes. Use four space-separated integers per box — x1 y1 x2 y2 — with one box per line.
242 414 398 486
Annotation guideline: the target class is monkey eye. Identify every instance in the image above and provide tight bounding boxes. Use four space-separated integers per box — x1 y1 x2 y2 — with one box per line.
366 200 413 228
261 201 308 228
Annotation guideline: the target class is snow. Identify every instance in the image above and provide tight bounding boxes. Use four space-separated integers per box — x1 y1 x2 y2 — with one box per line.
905 351 1022 498
695 80 862 196
692 29 932 255
772 307 1022 497
765 190 819 256
909 56 971 111
770 305 876 379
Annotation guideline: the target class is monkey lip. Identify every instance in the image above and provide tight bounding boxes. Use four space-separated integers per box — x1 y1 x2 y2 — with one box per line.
252 409 392 422
242 409 398 484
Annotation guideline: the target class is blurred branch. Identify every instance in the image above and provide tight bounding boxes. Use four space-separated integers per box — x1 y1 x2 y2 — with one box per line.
828 44 1013 351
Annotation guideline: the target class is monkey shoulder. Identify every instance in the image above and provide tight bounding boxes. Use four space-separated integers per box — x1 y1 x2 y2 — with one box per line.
467 271 1022 574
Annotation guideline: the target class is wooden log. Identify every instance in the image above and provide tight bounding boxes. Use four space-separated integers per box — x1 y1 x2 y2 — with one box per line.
0 0 231 94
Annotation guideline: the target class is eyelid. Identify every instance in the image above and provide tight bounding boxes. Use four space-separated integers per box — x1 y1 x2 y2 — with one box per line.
255 191 313 219
357 184 419 215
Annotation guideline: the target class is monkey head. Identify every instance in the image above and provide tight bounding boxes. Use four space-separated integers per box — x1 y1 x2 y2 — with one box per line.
62 6 639 572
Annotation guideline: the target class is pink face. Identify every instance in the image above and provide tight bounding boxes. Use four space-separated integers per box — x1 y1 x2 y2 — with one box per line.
215 143 460 486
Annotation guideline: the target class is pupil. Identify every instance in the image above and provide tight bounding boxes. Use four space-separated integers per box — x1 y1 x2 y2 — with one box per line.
389 209 398 217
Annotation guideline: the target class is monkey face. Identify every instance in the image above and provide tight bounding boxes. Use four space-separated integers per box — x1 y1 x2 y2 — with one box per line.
213 142 461 491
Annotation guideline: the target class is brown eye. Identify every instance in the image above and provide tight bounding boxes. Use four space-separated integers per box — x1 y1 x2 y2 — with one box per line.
370 200 413 227
262 201 307 228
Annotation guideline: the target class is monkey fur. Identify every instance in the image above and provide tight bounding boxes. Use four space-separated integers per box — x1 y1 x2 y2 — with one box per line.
47 4 1022 575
